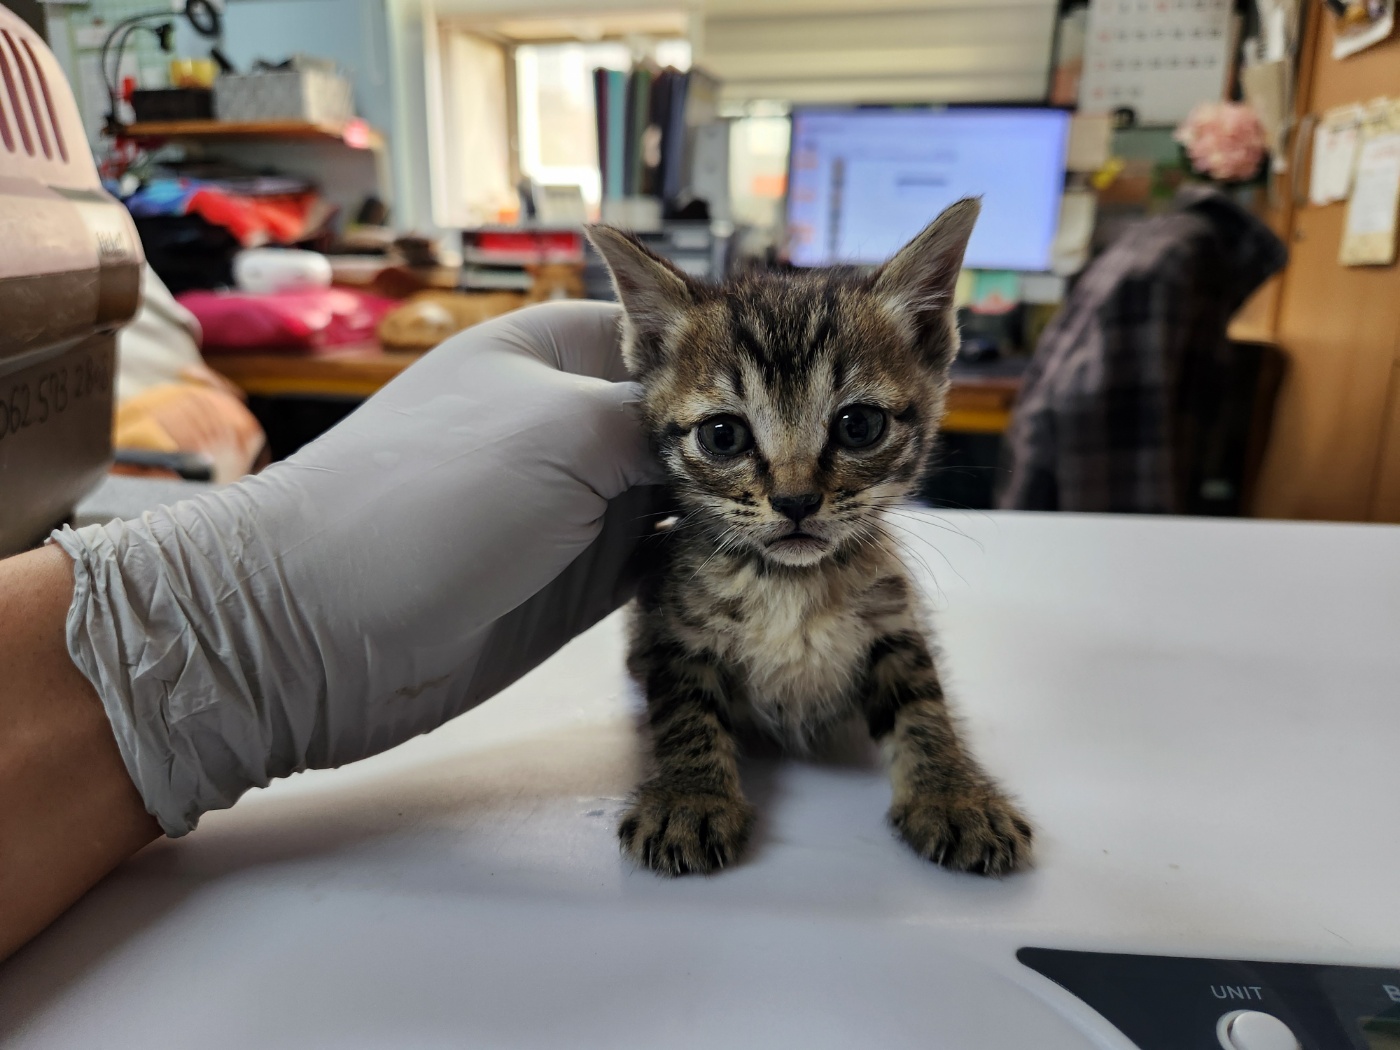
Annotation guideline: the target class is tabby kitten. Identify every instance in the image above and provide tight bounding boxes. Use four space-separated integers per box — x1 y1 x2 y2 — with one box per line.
588 199 1032 878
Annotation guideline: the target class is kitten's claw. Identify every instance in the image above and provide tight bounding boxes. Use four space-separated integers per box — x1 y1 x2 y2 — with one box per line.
889 789 1033 876
618 785 754 876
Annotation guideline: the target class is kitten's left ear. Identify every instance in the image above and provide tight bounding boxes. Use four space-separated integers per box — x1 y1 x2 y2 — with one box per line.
873 197 980 369
586 224 695 378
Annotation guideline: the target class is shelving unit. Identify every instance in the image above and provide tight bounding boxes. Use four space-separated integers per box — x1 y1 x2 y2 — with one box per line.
121 119 383 150
118 118 392 227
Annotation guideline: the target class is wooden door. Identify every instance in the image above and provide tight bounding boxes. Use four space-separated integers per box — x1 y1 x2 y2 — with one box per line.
1251 16 1400 521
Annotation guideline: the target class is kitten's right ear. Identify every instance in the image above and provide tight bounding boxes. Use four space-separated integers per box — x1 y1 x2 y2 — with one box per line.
586 225 694 377
873 197 980 370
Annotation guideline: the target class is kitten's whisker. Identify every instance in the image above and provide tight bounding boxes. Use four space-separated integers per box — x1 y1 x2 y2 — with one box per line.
629 509 687 528
925 504 1002 531
882 510 985 556
876 516 967 593
690 525 741 580
868 500 984 550
868 492 998 539
660 517 708 535
887 541 942 597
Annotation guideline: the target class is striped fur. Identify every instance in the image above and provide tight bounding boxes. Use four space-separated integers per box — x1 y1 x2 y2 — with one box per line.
592 200 1032 877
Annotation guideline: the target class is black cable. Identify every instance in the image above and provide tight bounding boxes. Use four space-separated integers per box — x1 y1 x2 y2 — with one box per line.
101 13 158 92
108 24 141 93
100 0 222 131
107 22 161 123
101 12 164 126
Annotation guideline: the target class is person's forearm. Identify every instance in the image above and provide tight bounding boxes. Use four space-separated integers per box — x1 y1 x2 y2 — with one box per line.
0 545 159 963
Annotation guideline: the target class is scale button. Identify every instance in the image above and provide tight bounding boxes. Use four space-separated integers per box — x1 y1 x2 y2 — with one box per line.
1217 1010 1301 1050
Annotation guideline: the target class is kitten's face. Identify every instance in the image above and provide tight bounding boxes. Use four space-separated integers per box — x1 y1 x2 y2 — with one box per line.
590 200 979 568
629 283 947 567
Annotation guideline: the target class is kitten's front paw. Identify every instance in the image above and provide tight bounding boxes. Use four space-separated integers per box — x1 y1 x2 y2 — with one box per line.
890 789 1033 876
618 784 754 877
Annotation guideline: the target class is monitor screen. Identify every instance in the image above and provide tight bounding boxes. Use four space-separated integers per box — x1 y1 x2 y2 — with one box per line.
786 107 1071 272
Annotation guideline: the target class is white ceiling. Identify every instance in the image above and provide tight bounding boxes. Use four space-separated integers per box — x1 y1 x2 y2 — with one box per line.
429 0 1061 108
697 0 1059 106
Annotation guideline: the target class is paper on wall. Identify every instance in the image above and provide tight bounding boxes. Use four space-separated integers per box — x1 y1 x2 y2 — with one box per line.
1340 130 1400 266
1309 106 1363 205
72 22 111 49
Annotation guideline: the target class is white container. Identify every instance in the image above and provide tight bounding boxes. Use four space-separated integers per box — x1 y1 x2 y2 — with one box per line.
233 249 332 294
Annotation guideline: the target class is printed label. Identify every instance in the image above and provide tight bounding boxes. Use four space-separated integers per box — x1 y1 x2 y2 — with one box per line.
0 347 110 445
1210 985 1266 1001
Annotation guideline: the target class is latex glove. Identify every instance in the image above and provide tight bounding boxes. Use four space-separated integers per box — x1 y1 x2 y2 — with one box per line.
53 301 662 837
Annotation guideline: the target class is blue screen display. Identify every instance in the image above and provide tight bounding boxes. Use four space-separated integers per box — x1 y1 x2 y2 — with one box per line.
786 107 1071 272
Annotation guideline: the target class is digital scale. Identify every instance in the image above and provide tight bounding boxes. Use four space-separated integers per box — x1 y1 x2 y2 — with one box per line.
1 513 1396 1048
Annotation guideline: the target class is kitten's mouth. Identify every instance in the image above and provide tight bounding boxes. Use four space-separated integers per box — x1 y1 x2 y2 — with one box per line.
765 531 830 554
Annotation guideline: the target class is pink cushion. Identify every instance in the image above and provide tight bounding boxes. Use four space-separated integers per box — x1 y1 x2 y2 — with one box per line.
178 288 396 354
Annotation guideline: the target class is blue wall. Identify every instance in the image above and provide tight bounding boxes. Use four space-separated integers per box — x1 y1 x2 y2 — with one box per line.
176 0 394 135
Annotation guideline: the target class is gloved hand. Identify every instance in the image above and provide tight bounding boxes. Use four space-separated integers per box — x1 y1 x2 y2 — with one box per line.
53 301 663 837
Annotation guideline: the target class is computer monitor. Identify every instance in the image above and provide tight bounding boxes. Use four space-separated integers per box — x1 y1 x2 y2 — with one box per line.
785 106 1071 272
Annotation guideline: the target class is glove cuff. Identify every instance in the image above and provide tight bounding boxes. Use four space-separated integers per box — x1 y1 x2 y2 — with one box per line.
51 513 305 836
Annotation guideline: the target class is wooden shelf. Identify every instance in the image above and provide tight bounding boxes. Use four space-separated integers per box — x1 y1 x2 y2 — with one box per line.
206 348 420 399
122 119 383 150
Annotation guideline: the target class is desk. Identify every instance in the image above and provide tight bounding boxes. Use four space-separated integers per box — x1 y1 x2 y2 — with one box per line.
3 513 1396 1048
943 369 1024 434
204 306 1281 435
207 348 1025 433
207 347 423 400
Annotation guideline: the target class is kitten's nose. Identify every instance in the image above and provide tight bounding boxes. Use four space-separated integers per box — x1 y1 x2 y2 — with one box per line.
770 492 823 525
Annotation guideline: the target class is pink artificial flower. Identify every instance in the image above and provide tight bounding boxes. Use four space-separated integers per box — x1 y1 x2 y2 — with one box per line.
1174 102 1269 183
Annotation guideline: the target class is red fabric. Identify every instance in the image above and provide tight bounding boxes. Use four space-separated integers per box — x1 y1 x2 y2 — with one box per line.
186 189 322 248
178 288 396 354
476 231 581 255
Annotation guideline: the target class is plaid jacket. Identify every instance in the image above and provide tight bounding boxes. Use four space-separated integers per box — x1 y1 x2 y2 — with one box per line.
998 188 1287 513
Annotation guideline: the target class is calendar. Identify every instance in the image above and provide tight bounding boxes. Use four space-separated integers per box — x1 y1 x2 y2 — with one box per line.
1079 0 1234 125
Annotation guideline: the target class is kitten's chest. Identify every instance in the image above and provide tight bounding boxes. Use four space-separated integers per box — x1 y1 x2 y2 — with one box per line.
703 568 877 739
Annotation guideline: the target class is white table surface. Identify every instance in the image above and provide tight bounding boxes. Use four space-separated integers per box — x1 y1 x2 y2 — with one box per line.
3 512 1397 1048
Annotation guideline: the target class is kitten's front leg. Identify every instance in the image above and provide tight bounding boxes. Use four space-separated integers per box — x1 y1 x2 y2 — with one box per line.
620 636 753 876
861 628 1033 875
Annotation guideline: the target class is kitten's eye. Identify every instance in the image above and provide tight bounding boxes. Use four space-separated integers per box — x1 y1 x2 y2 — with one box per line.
833 405 887 449
696 415 754 457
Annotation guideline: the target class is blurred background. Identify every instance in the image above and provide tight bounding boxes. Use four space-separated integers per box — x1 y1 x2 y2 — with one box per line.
3 0 1399 548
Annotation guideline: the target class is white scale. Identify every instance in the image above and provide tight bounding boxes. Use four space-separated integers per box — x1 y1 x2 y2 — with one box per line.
2 513 1397 1048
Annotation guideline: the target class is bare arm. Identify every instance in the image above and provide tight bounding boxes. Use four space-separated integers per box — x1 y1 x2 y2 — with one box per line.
0 545 160 963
